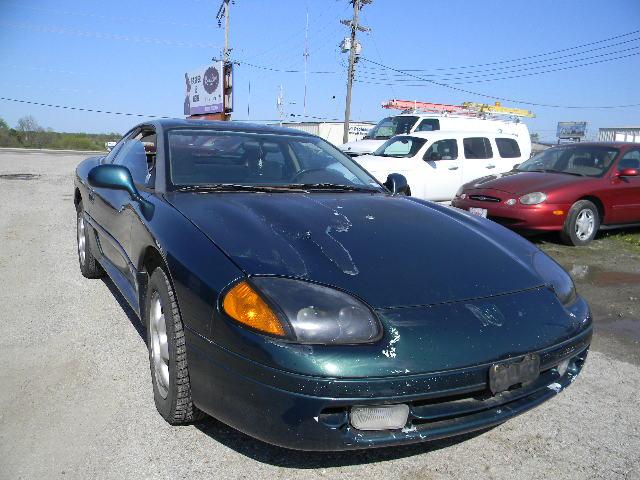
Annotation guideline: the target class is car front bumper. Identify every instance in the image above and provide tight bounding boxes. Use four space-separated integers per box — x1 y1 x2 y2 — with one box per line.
451 196 571 232
185 326 591 451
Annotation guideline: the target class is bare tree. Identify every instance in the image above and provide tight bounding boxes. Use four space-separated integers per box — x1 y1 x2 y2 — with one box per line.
16 115 42 145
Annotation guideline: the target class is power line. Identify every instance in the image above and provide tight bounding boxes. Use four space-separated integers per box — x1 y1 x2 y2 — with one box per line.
0 96 359 124
0 97 172 119
357 36 640 78
1 22 223 49
235 59 337 74
358 57 640 109
401 29 640 72
0 1 206 29
357 47 640 85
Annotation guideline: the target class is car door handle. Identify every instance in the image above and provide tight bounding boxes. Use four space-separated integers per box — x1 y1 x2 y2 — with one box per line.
486 165 496 169
448 166 459 170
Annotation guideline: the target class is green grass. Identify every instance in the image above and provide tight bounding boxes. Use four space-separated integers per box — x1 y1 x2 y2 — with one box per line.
602 229 640 252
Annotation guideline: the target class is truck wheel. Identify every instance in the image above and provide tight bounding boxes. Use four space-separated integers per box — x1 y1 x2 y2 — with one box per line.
560 200 600 246
146 267 205 424
76 202 104 278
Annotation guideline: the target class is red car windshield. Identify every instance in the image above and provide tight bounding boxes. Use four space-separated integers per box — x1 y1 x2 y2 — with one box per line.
517 145 619 178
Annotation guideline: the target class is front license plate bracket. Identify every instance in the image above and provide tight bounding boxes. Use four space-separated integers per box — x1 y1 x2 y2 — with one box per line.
489 353 540 395
469 207 488 218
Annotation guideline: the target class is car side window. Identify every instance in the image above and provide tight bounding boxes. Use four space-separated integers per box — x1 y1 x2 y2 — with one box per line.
415 119 440 132
618 150 640 170
105 133 133 163
424 139 458 161
495 138 521 158
463 137 493 159
115 140 152 187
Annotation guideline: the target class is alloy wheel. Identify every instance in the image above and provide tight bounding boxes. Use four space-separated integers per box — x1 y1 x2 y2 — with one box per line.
77 215 86 264
149 291 170 399
575 209 595 241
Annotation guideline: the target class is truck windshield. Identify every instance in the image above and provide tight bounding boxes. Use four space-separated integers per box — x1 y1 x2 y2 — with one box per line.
365 116 419 140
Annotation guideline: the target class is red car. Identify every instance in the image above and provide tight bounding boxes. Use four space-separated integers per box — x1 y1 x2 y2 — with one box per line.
451 142 640 245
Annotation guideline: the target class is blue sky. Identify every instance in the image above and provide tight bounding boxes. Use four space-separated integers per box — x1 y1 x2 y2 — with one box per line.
0 0 639 141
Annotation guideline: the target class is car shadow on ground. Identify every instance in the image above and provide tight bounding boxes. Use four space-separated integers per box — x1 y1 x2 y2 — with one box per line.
194 416 490 468
101 276 146 344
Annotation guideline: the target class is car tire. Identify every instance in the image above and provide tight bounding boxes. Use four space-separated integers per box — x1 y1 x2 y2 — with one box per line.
560 200 600 246
146 267 205 424
76 201 104 279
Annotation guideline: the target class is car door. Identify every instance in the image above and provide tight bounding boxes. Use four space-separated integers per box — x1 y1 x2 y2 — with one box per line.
461 136 496 183
91 134 151 285
607 149 640 224
421 138 463 201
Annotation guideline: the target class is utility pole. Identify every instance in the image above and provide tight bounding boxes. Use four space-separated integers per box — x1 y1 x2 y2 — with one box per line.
215 0 233 120
217 0 232 63
277 84 285 126
341 0 371 144
303 7 309 116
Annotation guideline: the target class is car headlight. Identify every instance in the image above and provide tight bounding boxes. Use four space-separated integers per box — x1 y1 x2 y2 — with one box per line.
222 277 382 344
519 192 547 205
455 186 466 198
533 252 577 305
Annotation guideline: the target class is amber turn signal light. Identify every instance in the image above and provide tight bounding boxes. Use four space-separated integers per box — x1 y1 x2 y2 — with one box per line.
222 281 285 336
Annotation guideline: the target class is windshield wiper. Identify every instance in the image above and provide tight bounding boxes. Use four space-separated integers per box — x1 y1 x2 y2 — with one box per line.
288 183 381 192
543 169 585 177
177 184 309 193
521 168 584 176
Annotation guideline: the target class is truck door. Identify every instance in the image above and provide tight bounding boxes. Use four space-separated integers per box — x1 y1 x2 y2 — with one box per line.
494 137 523 172
421 138 463 201
462 136 496 183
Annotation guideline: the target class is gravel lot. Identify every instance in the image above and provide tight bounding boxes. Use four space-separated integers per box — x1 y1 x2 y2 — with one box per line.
1 150 639 480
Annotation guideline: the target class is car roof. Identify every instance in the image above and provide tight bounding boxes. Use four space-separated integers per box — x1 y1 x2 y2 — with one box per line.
145 118 314 137
547 141 633 148
395 131 519 139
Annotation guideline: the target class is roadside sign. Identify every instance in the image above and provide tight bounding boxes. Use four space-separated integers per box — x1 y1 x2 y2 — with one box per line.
557 122 587 139
184 62 224 115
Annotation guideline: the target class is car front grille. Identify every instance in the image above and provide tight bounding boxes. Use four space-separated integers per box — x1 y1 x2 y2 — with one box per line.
469 194 501 203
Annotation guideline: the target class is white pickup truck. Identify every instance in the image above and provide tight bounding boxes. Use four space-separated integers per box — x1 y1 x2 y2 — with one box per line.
355 130 527 202
341 113 531 159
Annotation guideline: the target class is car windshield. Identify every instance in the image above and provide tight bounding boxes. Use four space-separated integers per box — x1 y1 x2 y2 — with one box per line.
517 145 619 178
364 116 419 140
167 129 384 191
373 136 427 158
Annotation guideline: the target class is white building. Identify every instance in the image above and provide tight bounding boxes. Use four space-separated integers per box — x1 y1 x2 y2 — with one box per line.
278 122 375 147
598 126 640 143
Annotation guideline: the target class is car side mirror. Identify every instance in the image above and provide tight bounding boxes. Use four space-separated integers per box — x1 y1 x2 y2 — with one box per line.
383 173 410 195
512 163 520 170
88 164 154 216
618 167 639 177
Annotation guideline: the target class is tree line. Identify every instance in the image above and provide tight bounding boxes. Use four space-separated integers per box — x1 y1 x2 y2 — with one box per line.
0 115 120 151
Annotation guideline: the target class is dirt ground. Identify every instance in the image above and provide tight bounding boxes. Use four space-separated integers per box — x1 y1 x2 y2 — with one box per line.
1 150 638 480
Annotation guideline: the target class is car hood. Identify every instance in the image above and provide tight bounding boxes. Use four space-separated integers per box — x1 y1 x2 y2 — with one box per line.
166 192 544 309
466 171 590 195
340 139 385 155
